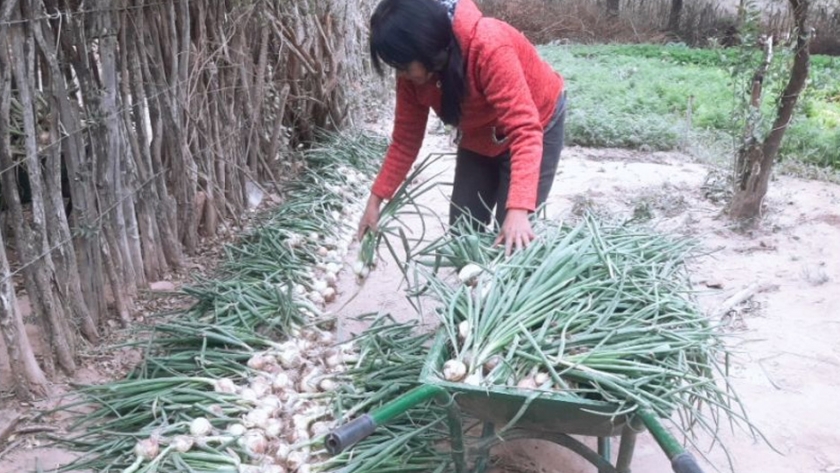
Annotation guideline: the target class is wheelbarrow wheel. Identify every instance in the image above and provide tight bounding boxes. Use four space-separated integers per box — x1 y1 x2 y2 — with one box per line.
470 425 620 473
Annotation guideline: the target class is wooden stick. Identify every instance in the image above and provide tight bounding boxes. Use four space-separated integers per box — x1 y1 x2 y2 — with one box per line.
711 282 762 319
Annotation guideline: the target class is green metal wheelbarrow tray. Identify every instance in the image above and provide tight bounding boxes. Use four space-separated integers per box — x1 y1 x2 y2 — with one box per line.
325 330 705 473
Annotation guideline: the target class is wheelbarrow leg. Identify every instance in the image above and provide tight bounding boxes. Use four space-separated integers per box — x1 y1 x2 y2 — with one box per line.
615 416 646 473
440 391 468 473
473 422 495 473
597 437 611 473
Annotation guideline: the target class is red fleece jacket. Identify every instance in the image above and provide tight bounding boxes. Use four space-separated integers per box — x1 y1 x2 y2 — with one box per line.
371 0 564 211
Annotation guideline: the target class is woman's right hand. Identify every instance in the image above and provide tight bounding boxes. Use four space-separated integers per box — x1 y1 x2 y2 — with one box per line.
357 193 383 241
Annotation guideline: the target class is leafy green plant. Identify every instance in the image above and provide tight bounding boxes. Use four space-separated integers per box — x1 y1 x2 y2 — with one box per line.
540 43 840 169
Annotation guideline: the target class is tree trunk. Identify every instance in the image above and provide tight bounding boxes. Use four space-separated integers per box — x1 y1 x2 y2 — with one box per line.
38 0 109 328
135 6 184 270
93 0 138 311
0 226 48 401
126 19 173 277
606 0 620 17
118 15 152 285
668 0 684 34
5 14 76 374
0 2 49 398
729 0 811 221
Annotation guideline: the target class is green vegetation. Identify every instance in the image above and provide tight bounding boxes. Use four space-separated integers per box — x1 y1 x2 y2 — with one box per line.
540 43 840 168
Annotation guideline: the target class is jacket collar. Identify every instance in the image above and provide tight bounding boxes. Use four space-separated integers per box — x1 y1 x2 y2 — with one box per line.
451 0 483 53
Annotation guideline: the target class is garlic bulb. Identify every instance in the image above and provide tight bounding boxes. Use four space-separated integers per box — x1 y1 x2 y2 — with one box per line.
458 320 470 340
274 442 291 460
171 435 194 453
286 233 302 248
258 395 282 411
241 431 268 456
214 378 238 394
277 349 302 370
464 373 483 386
261 465 287 473
240 387 259 404
458 263 483 285
293 428 311 445
324 272 338 287
190 417 213 436
291 414 310 431
443 359 467 382
298 368 322 393
353 261 369 278
309 421 331 438
272 372 291 391
245 407 273 429
517 377 538 390
250 378 272 397
325 263 341 275
313 329 334 345
264 418 284 438
308 291 325 305
324 352 342 369
318 378 337 392
534 372 550 386
286 451 309 471
134 438 159 460
312 279 329 293
321 287 336 303
483 355 502 374
227 423 247 436
317 246 329 257
247 353 273 371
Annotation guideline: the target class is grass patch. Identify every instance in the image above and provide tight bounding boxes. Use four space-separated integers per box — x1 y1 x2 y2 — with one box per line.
541 43 840 169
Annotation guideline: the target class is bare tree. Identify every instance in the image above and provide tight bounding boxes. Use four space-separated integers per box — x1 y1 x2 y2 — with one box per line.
668 0 684 34
729 0 812 220
607 0 620 17
0 0 378 399
0 2 49 398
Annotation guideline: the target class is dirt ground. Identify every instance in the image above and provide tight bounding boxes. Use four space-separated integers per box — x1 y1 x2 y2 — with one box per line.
2 123 839 472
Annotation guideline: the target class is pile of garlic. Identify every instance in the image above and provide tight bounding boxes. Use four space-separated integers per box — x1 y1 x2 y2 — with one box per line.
133 328 358 473
231 328 357 472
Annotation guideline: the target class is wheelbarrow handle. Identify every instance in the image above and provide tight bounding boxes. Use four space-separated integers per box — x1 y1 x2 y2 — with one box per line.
325 384 446 455
637 410 706 473
325 414 377 455
672 452 704 473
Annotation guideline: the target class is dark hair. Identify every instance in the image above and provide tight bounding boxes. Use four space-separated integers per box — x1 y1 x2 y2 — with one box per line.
369 0 467 126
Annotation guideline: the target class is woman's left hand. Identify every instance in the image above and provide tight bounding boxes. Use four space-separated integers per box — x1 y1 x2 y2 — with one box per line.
494 209 535 256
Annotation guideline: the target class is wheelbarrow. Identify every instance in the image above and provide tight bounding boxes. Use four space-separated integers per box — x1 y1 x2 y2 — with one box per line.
326 330 705 473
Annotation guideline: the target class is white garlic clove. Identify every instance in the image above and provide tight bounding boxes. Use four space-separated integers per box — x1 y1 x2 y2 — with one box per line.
240 387 259 404
190 417 213 437
171 435 194 453
458 263 483 285
227 423 247 436
443 360 467 382
213 378 238 394
134 438 159 460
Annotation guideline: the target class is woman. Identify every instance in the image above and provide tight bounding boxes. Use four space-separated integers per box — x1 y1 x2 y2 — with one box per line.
357 0 566 256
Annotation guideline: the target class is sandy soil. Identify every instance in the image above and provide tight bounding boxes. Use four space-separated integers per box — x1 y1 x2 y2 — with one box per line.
2 124 839 472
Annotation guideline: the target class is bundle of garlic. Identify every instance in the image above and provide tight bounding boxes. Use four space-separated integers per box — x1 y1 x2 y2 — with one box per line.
56 132 385 473
353 153 445 281
204 329 360 472
312 314 456 473
413 216 760 462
